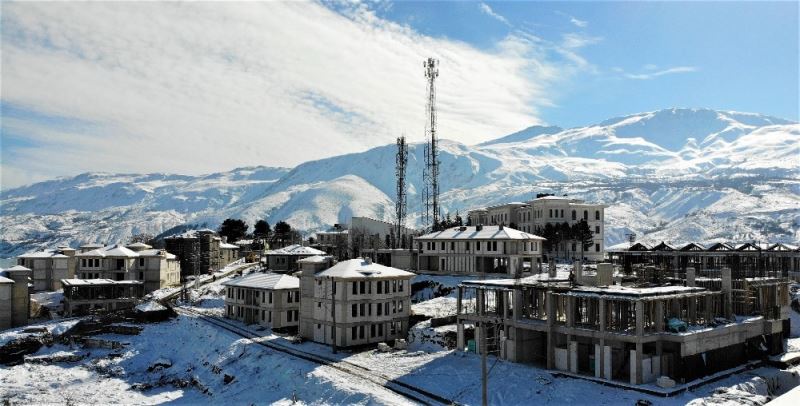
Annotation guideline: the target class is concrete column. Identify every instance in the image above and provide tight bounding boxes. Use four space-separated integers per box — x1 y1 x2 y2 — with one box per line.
655 300 664 332
597 263 613 286
477 288 485 316
566 296 575 327
569 340 578 373
513 288 522 321
574 261 583 284
603 345 612 379
5 266 31 327
686 267 696 287
635 300 644 336
655 341 663 377
599 299 606 332
721 267 733 319
457 286 463 315
457 323 465 350
546 291 555 369
548 260 556 278
594 343 602 378
633 342 644 385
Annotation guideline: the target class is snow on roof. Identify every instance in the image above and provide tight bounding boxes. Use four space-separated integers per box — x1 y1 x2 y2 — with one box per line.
76 245 138 257
126 242 152 249
265 244 326 256
5 265 31 273
137 249 176 259
223 273 300 290
18 248 74 259
80 243 104 248
164 228 217 239
135 301 167 312
220 243 239 249
316 258 414 280
61 278 143 286
297 255 333 263
0 276 14 284
417 225 545 241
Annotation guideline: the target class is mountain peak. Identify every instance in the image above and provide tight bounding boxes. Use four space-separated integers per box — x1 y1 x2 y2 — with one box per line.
477 125 563 146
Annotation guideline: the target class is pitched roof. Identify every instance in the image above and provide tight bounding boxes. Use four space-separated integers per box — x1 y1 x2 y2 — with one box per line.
223 273 300 290
126 242 152 249
0 276 14 284
220 243 239 249
297 255 334 264
316 258 414 280
76 245 142 258
265 244 326 256
417 225 545 241
5 265 31 272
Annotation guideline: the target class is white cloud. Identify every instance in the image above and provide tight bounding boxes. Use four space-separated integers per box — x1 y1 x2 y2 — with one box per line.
555 11 587 28
625 66 699 80
479 3 511 27
0 2 583 189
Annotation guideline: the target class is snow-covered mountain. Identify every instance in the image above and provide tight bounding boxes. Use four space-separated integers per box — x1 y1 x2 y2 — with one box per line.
2 108 798 257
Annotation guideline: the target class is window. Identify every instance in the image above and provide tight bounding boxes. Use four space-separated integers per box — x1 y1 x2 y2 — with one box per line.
371 324 376 337
352 326 358 340
81 259 86 267
94 258 100 267
450 241 455 251
440 242 445 250
261 310 265 321
571 210 576 220
549 209 552 217
352 282 358 295
477 241 481 251
595 210 600 220
465 242 470 251
139 258 145 267
377 303 383 316
392 301 397 313
398 301 404 312
392 280 397 292
368 303 372 316
492 241 497 251
360 303 365 316
378 323 384 336
384 302 389 315
138 271 144 280
399 280 404 292
317 302 321 308
596 243 601 252
595 225 600 234
359 281 365 294
583 210 588 220
571 243 576 252
269 292 273 304
352 304 358 317
384 281 389 293
116 259 125 270
377 282 383 294
359 325 365 339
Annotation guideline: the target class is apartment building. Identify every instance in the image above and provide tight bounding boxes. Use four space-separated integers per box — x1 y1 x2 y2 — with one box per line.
223 273 300 331
164 229 238 277
17 245 77 291
469 196 607 261
298 257 414 348
414 225 545 277
0 266 32 329
75 243 181 293
264 244 327 271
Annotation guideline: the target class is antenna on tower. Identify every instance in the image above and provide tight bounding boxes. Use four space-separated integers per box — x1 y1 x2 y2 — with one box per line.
395 135 408 248
422 57 440 231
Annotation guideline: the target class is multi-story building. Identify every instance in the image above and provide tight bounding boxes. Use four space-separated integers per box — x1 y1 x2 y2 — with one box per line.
0 265 32 329
469 196 607 261
61 279 145 317
298 257 414 348
264 244 327 271
16 245 77 291
75 243 181 293
223 272 301 331
414 225 545 277
164 229 238 277
456 264 790 387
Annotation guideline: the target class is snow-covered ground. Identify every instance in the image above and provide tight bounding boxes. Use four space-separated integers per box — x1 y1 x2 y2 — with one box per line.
3 274 800 405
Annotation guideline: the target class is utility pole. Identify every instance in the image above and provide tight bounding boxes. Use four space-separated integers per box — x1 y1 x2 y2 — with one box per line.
330 276 337 354
480 322 488 406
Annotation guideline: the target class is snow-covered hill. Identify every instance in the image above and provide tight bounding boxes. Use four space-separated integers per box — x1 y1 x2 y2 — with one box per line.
2 108 798 257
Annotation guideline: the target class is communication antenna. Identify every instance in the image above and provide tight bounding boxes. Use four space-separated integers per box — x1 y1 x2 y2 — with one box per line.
422 57 440 230
395 136 408 248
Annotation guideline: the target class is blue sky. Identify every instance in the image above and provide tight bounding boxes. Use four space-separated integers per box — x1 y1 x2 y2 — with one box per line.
0 1 797 189
376 1 799 127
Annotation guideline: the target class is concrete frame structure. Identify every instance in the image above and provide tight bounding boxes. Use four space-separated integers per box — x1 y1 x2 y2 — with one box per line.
456 265 790 386
61 279 144 317
414 225 545 277
223 273 301 331
0 266 32 329
17 246 77 291
468 196 607 261
609 241 800 278
75 244 181 293
298 258 414 348
264 244 327 272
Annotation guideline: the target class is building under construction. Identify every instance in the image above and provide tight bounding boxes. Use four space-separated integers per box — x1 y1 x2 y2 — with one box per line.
456 261 791 387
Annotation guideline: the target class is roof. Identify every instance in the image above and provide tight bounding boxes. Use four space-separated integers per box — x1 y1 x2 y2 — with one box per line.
316 258 414 280
0 276 14 284
265 244 326 256
138 249 176 259
297 255 333 264
223 273 300 290
5 265 32 273
80 243 104 249
220 243 239 249
18 248 74 259
416 225 545 241
164 228 217 239
61 278 143 286
76 245 138 258
126 242 152 249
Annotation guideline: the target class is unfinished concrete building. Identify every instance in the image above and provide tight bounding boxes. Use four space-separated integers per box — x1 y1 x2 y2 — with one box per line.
61 279 145 317
456 264 790 387
468 196 607 261
223 273 300 332
164 229 238 277
17 246 77 291
414 225 545 276
298 257 414 348
75 244 181 293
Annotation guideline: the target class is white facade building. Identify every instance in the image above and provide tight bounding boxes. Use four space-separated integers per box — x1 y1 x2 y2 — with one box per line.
75 243 181 293
223 273 300 330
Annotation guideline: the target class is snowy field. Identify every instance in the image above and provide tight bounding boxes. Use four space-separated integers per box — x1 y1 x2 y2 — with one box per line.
2 272 800 405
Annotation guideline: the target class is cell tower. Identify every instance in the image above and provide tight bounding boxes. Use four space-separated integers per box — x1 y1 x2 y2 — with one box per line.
395 136 408 248
422 57 440 230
